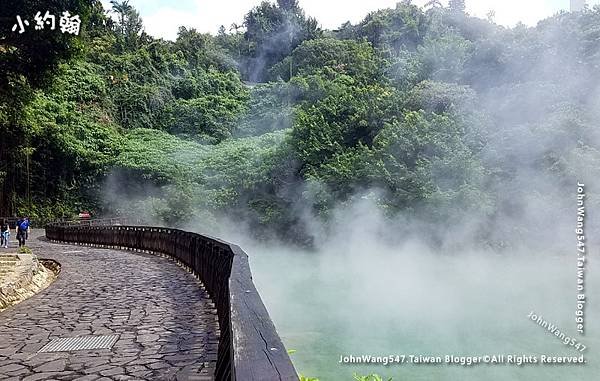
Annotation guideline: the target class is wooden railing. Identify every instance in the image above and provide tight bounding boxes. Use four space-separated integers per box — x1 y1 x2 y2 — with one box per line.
0 217 125 229
45 222 298 381
49 217 130 227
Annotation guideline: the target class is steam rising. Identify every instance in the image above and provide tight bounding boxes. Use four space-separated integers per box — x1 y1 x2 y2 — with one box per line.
243 199 599 380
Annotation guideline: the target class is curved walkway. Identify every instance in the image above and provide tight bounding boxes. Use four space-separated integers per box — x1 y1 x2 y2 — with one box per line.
0 230 219 381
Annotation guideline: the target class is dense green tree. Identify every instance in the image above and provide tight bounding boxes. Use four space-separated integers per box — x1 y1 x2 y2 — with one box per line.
0 0 93 217
174 27 236 71
372 111 490 215
418 33 473 83
109 0 146 52
241 0 320 81
235 82 294 137
289 73 395 201
402 80 476 114
336 2 428 53
269 38 385 83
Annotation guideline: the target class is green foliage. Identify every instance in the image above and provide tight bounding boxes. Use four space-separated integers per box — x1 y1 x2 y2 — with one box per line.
337 2 428 53
240 0 321 81
23 62 122 201
235 82 294 136
290 74 394 191
0 0 92 92
175 27 237 71
353 374 393 381
115 128 295 234
98 45 174 130
115 128 208 181
299 376 320 381
0 0 93 216
269 38 385 84
17 246 33 255
292 75 393 152
109 0 146 52
403 80 476 114
164 69 248 142
2 0 600 247
374 111 491 217
418 33 473 83
298 376 319 381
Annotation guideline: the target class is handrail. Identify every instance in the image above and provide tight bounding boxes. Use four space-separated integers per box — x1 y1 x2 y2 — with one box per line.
50 217 131 227
0 217 128 228
45 222 298 381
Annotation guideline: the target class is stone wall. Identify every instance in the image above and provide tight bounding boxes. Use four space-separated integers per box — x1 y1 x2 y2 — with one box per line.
0 254 59 311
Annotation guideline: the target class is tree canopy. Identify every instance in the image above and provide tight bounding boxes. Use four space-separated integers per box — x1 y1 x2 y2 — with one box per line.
1 1 598 246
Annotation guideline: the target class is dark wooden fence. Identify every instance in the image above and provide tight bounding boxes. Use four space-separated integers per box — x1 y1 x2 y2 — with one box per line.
45 223 298 381
0 216 115 229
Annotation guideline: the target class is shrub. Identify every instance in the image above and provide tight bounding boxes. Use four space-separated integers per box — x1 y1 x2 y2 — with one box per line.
17 246 33 255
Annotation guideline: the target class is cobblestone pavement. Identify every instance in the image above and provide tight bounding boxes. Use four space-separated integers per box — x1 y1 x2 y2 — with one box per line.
0 230 219 381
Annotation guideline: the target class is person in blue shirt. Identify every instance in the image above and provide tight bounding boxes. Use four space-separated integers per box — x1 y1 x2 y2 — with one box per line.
16 217 30 247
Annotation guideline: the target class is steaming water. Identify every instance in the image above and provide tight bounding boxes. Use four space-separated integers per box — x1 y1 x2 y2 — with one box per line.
248 243 599 381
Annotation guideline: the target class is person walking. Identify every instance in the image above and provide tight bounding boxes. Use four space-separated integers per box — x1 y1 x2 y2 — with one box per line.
16 217 30 247
0 219 9 248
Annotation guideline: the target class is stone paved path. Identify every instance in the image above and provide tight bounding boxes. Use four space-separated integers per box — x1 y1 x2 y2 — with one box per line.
0 230 219 381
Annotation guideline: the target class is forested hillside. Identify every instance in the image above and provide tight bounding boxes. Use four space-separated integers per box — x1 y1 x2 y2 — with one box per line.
1 0 599 246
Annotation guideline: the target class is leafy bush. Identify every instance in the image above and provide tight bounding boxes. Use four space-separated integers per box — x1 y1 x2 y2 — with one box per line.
17 246 33 255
